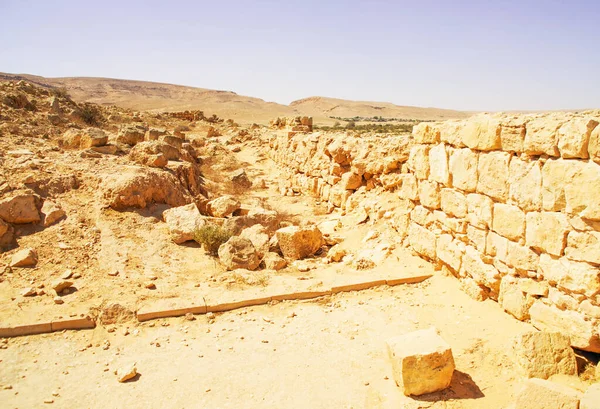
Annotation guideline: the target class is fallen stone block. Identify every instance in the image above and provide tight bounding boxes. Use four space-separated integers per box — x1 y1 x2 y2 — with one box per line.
512 331 577 379
386 327 455 396
581 383 600 409
513 378 581 409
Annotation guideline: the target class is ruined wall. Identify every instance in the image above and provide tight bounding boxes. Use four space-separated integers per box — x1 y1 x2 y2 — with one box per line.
268 111 600 352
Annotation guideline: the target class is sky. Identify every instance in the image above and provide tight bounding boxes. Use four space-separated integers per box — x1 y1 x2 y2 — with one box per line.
0 0 599 111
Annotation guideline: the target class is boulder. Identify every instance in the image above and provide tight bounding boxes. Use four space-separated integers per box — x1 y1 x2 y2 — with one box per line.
262 252 287 270
41 200 65 227
512 331 577 379
231 169 252 189
513 378 581 409
101 166 191 210
581 383 600 409
116 363 137 383
80 128 108 148
117 124 147 146
162 203 206 244
239 224 270 257
218 237 260 271
327 244 346 262
51 279 73 294
129 142 169 168
59 128 83 149
0 193 40 224
386 327 455 396
275 225 323 260
208 195 241 218
10 248 37 267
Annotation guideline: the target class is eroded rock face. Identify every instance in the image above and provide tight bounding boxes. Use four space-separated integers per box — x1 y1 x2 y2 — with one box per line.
163 203 205 244
101 166 191 210
218 237 260 271
275 225 323 260
0 192 40 224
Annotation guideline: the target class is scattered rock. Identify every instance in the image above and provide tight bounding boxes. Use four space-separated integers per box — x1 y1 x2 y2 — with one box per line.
386 327 455 396
327 244 346 262
208 195 241 218
275 225 323 260
0 192 40 224
117 124 147 146
231 169 252 188
218 237 260 271
184 313 195 321
145 282 156 289
21 287 36 297
262 252 287 271
116 363 137 382
10 248 38 267
240 224 270 257
80 128 108 148
512 331 577 379
162 203 206 244
51 279 73 294
53 296 64 304
61 270 73 279
40 200 65 227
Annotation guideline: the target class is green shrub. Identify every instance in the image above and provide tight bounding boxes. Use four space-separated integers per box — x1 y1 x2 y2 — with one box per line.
78 103 104 126
194 224 233 256
50 87 70 99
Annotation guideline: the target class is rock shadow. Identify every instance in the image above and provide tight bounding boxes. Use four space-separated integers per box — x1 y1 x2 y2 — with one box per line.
411 370 484 402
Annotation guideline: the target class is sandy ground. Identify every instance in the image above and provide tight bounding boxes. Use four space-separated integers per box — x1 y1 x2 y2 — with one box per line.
1 273 537 409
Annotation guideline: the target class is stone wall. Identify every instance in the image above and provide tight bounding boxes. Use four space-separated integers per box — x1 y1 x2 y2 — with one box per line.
267 111 600 352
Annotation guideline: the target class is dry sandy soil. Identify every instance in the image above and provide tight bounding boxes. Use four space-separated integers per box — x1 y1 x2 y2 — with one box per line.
0 73 470 125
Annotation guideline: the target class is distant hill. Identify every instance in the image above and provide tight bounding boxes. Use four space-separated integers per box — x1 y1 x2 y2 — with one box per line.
0 72 470 124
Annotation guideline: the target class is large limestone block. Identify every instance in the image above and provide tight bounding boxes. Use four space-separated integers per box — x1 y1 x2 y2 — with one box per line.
460 115 501 151
513 378 581 409
408 222 436 260
441 189 467 218
512 331 577 379
10 248 38 267
412 122 440 144
467 224 487 253
439 121 465 147
476 151 510 201
589 120 600 163
525 212 569 256
428 144 449 185
462 245 500 293
486 231 509 263
386 327 455 396
449 148 478 192
506 241 539 271
398 174 418 200
530 300 600 352
407 145 430 180
542 159 569 211
163 203 205 244
538 254 600 297
500 276 533 320
0 193 40 224
436 234 463 272
340 172 362 190
581 383 600 409
509 158 542 211
557 117 598 159
275 225 323 260
239 224 270 258
500 116 526 153
80 127 108 148
492 203 525 241
217 237 260 271
466 193 493 229
418 180 441 210
565 231 600 264
524 116 562 156
117 124 147 146
564 161 600 220
208 195 241 218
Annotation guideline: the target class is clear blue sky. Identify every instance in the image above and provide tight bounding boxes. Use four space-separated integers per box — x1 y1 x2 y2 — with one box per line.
1 0 599 111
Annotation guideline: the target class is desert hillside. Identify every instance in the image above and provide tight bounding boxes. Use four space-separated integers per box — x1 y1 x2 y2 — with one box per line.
0 72 469 124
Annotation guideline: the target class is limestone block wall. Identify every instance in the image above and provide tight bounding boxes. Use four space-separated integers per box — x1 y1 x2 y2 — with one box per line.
267 111 600 352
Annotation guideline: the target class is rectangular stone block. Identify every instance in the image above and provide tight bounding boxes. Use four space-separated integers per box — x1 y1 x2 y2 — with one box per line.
557 117 598 159
408 145 430 180
541 159 569 211
410 205 433 227
524 116 561 156
449 148 478 192
525 212 569 256
460 115 501 151
467 193 493 229
434 211 468 234
412 122 440 144
509 157 542 211
506 241 539 271
440 188 467 218
500 116 526 153
529 300 600 352
428 144 450 185
408 222 437 260
514 378 581 409
418 180 441 209
589 119 600 163
476 151 511 201
512 331 577 379
398 173 418 200
492 203 525 241
436 234 463 272
467 225 487 253
462 245 501 293
500 276 533 321
564 161 600 220
486 231 509 261
565 230 600 264
538 254 600 298
386 327 455 396
439 121 465 147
